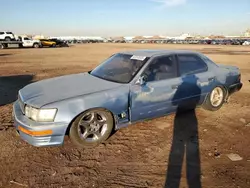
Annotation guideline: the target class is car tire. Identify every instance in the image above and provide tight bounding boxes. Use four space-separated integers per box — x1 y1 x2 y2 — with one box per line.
4 37 11 41
202 86 226 111
33 43 39 48
69 108 114 148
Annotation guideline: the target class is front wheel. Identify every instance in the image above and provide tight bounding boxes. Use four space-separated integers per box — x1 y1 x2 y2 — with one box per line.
202 86 226 111
69 109 114 148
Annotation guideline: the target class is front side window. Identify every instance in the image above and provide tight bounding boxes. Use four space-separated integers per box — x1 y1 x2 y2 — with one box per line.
178 54 208 76
142 55 177 82
0 32 4 35
23 37 31 40
6 32 13 34
90 53 149 83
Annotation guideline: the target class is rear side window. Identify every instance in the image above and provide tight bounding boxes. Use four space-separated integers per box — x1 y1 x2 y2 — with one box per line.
0 32 4 35
6 32 13 34
199 54 218 67
178 54 208 76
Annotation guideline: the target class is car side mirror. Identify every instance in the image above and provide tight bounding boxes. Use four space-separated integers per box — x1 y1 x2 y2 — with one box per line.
135 76 146 86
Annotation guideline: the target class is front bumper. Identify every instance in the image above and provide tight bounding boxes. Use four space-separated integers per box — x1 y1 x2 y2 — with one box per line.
13 101 68 147
228 82 243 95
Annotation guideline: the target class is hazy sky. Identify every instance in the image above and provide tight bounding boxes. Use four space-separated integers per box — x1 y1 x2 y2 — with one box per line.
1 0 250 37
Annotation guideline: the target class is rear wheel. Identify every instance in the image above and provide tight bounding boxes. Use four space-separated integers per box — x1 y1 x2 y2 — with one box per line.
202 86 226 111
69 109 114 148
33 43 39 48
4 37 11 41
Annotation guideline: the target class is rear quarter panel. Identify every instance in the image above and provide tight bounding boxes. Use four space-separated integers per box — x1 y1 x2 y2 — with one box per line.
200 54 240 88
214 65 240 88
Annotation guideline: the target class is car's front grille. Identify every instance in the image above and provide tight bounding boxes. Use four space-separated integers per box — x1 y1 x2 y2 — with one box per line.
18 93 25 114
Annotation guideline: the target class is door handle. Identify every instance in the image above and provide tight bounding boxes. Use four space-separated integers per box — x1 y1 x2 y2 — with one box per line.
172 84 179 89
208 77 215 81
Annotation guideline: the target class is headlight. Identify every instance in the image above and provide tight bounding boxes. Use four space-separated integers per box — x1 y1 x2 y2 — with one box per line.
25 105 57 122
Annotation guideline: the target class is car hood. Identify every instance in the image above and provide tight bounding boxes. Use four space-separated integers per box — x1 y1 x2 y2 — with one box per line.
19 72 122 108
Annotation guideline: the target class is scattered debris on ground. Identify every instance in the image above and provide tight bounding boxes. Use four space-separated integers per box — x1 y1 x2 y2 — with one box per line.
227 153 243 161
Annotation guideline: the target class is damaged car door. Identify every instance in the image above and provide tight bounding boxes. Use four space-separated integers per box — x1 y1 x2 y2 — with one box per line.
130 55 181 122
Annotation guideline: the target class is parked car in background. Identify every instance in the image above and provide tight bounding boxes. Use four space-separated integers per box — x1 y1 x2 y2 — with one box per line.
231 40 241 45
243 40 250 45
39 39 56 47
13 50 242 148
49 38 69 47
0 31 16 41
239 39 247 45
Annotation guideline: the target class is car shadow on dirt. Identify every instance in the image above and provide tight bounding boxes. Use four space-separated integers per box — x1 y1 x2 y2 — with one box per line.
0 75 34 106
165 75 202 188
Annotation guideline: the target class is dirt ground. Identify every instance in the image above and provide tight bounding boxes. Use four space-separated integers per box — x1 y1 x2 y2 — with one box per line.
0 43 250 188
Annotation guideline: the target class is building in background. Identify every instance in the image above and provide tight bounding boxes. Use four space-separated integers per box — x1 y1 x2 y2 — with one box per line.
244 29 250 37
171 33 193 40
48 36 105 41
33 35 45 39
124 36 134 43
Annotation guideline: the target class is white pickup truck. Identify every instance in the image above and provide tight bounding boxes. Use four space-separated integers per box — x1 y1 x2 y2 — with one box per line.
18 36 41 48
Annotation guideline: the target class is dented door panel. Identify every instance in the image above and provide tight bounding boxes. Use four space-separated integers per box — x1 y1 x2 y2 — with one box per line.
130 77 182 122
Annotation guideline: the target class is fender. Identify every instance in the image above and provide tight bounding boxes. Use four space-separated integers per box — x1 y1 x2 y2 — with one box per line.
42 85 130 130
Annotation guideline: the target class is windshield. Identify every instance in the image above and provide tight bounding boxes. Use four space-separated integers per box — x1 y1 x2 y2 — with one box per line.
90 53 149 83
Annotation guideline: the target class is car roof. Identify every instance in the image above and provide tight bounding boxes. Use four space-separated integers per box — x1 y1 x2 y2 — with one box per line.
120 49 202 57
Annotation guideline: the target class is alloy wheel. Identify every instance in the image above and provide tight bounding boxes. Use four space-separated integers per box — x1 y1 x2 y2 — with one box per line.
210 87 224 107
77 111 108 142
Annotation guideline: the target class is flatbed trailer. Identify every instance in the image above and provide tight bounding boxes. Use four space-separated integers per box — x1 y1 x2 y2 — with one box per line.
0 40 23 49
